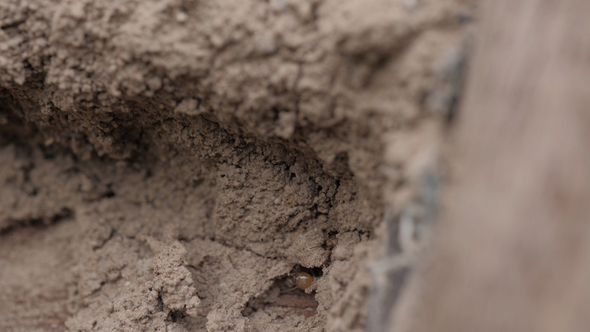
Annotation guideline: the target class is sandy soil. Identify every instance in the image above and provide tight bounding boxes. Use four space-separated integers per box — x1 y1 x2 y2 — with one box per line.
0 0 475 331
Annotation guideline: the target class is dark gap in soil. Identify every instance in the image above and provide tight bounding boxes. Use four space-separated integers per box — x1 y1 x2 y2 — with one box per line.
0 207 74 236
241 274 319 318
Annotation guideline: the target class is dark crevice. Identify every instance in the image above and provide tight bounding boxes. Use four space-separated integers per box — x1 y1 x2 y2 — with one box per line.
0 207 74 236
0 20 26 30
167 310 186 323
242 268 319 318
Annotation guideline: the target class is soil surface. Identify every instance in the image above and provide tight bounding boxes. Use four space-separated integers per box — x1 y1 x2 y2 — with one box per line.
0 0 475 331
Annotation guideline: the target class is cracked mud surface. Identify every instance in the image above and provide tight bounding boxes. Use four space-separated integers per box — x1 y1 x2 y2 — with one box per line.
0 0 475 331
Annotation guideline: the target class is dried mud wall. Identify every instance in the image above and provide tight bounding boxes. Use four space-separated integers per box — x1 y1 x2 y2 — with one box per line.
0 0 475 331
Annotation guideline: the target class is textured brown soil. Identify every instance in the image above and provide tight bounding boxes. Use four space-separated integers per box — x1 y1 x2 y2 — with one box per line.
0 0 475 331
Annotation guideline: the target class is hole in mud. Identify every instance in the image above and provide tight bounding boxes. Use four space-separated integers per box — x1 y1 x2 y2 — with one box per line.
242 266 323 318
103 190 116 198
310 266 323 278
167 310 186 323
242 274 319 318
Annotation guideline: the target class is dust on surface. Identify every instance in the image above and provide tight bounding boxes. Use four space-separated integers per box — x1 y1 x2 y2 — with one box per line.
0 0 476 331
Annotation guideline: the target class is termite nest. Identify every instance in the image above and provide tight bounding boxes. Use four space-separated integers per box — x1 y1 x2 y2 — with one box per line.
242 266 323 318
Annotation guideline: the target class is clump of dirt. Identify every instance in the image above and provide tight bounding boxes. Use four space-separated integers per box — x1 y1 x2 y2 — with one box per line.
0 0 476 331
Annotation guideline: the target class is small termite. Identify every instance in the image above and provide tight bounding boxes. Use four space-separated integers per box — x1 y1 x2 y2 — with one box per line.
284 271 314 291
293 272 314 290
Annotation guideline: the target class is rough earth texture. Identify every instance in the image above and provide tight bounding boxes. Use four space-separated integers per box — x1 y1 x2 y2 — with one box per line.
0 0 475 331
